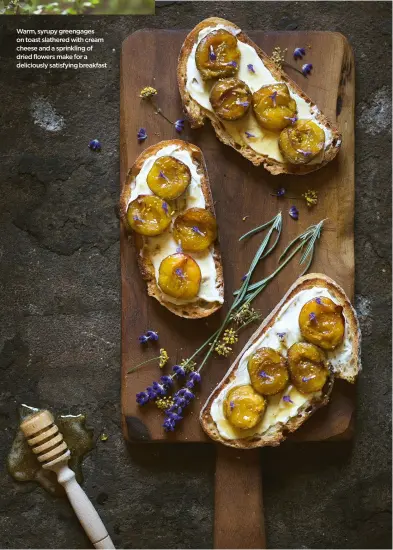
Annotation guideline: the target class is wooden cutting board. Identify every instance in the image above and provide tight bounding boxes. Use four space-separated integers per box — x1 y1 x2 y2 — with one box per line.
120 30 355 445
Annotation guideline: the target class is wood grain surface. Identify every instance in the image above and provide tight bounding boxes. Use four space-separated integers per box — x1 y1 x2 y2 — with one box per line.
120 30 355 445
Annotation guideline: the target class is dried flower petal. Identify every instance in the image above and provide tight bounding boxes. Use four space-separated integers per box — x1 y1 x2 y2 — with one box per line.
293 47 306 60
309 312 316 322
245 131 256 138
315 297 322 305
276 187 286 197
227 60 238 67
174 119 185 132
137 128 147 142
283 395 294 404
192 226 204 236
277 332 286 339
88 139 101 151
269 90 278 107
162 202 169 214
289 206 299 220
209 45 216 61
302 63 313 76
247 63 255 73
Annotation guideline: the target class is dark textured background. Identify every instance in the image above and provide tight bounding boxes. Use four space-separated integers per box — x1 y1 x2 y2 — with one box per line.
0 2 391 548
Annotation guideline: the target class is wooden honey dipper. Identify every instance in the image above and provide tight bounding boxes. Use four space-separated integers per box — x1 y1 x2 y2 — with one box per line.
20 409 115 549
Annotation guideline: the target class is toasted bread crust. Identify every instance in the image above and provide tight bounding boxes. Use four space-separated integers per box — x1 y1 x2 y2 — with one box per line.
200 273 361 449
120 140 224 319
178 18 342 175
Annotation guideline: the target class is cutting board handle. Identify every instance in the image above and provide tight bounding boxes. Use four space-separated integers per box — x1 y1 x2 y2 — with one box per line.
214 446 266 549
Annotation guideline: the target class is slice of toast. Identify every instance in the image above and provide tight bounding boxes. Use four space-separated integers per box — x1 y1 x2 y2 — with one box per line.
200 273 361 449
120 140 224 319
178 17 342 175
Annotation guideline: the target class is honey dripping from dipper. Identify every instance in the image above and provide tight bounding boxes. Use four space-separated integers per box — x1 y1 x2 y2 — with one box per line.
7 404 94 496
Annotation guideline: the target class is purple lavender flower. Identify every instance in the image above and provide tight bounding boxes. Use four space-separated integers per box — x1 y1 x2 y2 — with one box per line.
302 63 313 76
293 47 306 60
283 395 294 404
236 100 250 107
245 131 255 138
247 63 255 73
209 45 216 61
175 268 185 278
146 386 157 400
269 90 278 107
136 391 149 405
137 128 147 142
241 273 248 282
139 330 158 344
189 371 201 384
163 417 176 432
185 379 195 389
177 388 194 403
302 375 315 382
298 149 312 156
309 312 317 322
88 139 101 151
152 381 167 397
276 187 286 197
173 365 186 377
227 60 237 67
315 297 322 305
162 201 169 214
229 401 235 411
159 171 169 181
192 226 204 236
160 375 173 388
289 206 299 220
174 119 185 133
176 244 183 253
133 214 143 222
284 116 298 124
277 332 286 339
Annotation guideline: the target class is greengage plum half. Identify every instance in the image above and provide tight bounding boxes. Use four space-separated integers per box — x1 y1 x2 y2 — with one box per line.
158 253 201 300
195 29 240 80
279 120 325 164
247 347 289 396
252 83 297 131
173 208 217 252
287 342 329 394
223 385 266 430
299 296 345 350
210 77 251 121
147 156 191 200
127 195 172 236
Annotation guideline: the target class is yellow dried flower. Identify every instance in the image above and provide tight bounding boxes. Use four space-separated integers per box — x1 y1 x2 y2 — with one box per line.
303 189 318 208
215 342 232 357
139 86 158 99
231 303 261 326
270 46 287 69
156 396 174 410
223 328 238 345
159 348 169 368
180 358 196 372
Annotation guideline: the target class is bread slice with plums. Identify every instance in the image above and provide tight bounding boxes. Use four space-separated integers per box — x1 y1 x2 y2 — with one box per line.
200 273 361 449
120 140 224 319
178 17 342 175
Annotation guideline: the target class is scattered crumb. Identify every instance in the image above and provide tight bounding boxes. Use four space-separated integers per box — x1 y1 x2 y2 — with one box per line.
242 216 249 221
